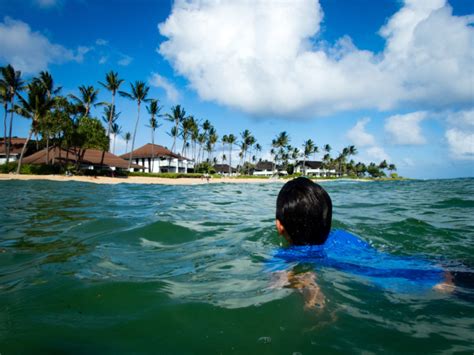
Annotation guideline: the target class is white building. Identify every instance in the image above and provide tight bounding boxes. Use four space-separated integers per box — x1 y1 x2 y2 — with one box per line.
213 164 237 176
253 161 287 177
294 160 337 177
121 143 194 173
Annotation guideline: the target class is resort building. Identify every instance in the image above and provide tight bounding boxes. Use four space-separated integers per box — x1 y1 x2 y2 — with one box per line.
294 160 337 177
22 147 142 171
121 143 194 173
0 138 32 164
213 164 237 176
252 161 287 176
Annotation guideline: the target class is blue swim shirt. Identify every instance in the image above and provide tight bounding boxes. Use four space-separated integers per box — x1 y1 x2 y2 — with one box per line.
267 230 445 293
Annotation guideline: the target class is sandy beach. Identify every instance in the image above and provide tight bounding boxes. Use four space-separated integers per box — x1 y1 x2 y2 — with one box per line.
0 173 298 185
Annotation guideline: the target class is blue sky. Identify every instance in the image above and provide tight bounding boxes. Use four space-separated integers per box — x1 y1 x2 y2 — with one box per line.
0 0 473 179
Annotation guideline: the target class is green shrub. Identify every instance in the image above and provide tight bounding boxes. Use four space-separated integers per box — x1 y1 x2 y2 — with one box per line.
0 162 63 175
0 162 17 173
194 162 216 174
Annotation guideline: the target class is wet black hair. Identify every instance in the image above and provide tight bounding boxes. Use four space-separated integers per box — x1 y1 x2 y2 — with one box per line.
276 177 332 245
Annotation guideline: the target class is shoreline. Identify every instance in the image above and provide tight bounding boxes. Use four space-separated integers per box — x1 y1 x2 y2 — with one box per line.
0 173 288 185
0 173 374 186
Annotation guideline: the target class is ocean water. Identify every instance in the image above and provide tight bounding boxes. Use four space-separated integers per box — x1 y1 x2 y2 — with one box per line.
0 178 473 354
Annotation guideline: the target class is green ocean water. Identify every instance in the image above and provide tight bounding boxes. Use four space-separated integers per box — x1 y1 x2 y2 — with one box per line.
0 178 473 354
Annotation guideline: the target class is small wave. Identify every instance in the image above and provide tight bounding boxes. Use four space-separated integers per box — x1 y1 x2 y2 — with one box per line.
433 198 474 209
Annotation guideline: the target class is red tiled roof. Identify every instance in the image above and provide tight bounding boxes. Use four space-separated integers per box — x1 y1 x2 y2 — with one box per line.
121 143 192 160
23 147 143 169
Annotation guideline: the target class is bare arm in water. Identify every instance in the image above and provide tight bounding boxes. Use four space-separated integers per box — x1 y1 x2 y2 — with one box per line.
433 271 455 293
271 270 325 310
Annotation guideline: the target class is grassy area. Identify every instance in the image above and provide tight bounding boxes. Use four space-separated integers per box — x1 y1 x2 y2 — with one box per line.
0 163 406 181
128 172 205 179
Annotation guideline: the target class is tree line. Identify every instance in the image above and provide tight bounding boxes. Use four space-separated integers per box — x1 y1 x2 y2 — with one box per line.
1 64 397 177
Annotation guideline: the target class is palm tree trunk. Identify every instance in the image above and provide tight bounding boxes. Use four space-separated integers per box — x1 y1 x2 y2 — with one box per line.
100 93 115 167
16 129 33 174
3 103 7 164
228 144 232 175
113 134 116 155
46 134 50 164
6 97 14 164
151 131 155 173
128 102 141 170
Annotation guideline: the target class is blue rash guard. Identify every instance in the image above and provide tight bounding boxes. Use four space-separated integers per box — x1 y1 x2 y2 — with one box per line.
267 229 445 293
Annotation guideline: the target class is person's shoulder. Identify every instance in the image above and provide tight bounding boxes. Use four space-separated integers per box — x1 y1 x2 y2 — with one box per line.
326 229 371 249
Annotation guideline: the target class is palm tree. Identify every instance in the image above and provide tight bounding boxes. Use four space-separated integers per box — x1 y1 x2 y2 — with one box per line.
164 105 186 153
302 139 315 175
355 162 366 177
101 104 120 128
240 129 253 169
1 65 24 164
120 81 150 170
272 131 290 173
99 71 124 165
207 127 218 161
147 99 161 172
14 81 54 173
226 133 236 175
111 123 122 154
34 71 63 163
245 135 256 174
292 147 301 161
348 145 358 157
379 160 388 176
324 144 331 154
388 163 396 173
221 135 228 165
254 143 262 166
34 71 61 98
123 132 132 153
181 116 194 157
0 81 8 159
190 119 199 162
197 132 206 164
69 85 100 117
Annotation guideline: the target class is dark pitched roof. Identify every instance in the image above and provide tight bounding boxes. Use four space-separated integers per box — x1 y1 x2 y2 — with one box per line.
120 143 188 160
23 147 143 169
255 161 273 171
214 164 236 173
296 160 322 169
0 137 29 155
254 161 285 171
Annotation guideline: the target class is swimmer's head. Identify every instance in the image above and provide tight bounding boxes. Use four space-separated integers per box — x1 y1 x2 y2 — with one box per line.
276 177 332 245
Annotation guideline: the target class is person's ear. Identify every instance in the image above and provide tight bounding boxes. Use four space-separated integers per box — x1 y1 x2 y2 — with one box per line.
276 219 286 235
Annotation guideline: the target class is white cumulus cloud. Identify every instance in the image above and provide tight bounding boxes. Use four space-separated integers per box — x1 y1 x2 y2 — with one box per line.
117 54 133 66
96 38 108 46
345 117 390 164
346 117 376 147
36 0 59 8
444 109 474 160
385 111 427 145
149 73 180 102
158 0 474 116
0 17 89 73
98 56 108 65
367 146 390 162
